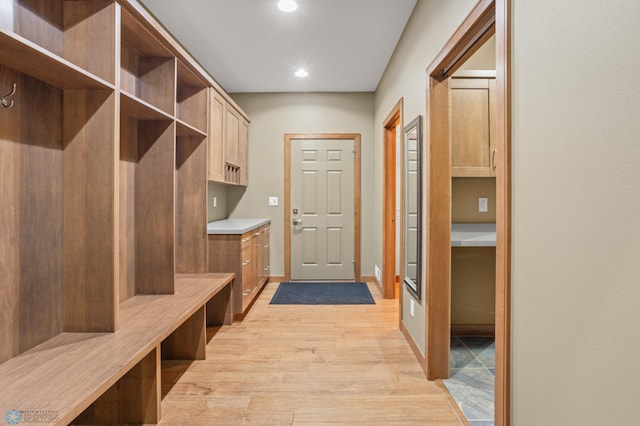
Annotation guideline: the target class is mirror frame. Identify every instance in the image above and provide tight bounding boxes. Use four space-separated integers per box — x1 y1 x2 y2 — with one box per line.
402 115 422 300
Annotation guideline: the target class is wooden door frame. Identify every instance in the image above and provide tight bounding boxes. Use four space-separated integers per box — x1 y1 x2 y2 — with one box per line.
424 0 511 425
382 99 403 300
284 134 361 282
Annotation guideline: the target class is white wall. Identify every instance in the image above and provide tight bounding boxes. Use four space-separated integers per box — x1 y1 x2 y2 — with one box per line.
226 92 376 278
374 0 479 353
511 0 640 424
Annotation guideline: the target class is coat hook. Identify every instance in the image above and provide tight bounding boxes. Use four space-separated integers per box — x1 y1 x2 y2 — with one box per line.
1 83 17 108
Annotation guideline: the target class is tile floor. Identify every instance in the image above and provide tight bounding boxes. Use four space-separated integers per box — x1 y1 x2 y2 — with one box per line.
443 336 495 425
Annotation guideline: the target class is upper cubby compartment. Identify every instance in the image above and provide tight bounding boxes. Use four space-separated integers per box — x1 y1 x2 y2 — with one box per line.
120 8 175 116
176 60 208 135
0 0 117 86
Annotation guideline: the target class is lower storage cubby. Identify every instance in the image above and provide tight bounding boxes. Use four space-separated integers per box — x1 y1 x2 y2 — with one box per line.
71 347 162 425
0 275 234 425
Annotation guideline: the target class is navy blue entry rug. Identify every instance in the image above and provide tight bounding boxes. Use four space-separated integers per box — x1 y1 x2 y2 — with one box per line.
270 282 375 305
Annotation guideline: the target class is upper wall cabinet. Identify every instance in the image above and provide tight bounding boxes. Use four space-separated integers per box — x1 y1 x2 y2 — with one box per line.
450 71 496 177
208 88 226 182
208 88 250 186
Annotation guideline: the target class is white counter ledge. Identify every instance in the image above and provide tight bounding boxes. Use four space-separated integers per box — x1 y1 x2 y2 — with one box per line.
451 223 496 247
207 218 270 235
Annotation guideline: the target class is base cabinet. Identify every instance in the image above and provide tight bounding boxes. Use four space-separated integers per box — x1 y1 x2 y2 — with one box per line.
208 224 270 317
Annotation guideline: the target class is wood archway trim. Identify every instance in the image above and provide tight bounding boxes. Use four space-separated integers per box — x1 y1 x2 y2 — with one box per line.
382 99 403 300
424 0 511 425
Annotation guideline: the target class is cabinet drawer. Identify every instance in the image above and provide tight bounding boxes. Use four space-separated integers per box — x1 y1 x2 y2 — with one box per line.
241 245 251 263
241 234 252 250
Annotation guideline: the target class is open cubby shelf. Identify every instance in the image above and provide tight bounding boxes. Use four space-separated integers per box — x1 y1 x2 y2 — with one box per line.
0 1 250 423
121 89 174 121
0 29 114 89
1 0 117 84
120 7 175 116
119 114 176 299
176 133 208 275
176 118 207 138
177 61 208 133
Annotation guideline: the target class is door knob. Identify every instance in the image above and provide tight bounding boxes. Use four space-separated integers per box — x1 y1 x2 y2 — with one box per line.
292 219 302 226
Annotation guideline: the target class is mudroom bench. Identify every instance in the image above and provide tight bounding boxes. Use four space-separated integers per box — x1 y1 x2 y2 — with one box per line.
0 274 233 425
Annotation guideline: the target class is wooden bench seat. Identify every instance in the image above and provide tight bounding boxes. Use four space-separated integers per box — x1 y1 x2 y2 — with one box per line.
0 273 234 425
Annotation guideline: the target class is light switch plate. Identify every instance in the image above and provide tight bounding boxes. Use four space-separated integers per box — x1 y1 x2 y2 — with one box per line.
269 196 278 206
213 196 217 208
410 299 415 317
479 197 488 212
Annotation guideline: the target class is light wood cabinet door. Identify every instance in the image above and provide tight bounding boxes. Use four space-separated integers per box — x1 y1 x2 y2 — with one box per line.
239 118 249 185
208 225 268 316
241 236 254 309
208 89 226 182
262 226 270 282
450 76 496 177
208 97 249 186
225 107 240 167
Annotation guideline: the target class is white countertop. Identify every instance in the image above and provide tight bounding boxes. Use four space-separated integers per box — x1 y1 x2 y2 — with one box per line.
451 223 496 247
207 218 270 235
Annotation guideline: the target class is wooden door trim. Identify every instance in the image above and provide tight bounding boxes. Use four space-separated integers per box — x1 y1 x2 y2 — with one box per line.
284 133 361 282
382 99 403 301
494 0 511 424
424 0 511 425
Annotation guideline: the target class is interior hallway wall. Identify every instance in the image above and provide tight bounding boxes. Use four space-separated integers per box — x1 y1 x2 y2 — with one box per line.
226 92 375 278
374 0 479 353
511 0 640 424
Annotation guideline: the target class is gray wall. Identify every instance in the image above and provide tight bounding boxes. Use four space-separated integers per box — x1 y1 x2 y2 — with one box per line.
207 182 229 222
222 92 376 278
511 0 640 424
376 0 640 423
374 0 479 353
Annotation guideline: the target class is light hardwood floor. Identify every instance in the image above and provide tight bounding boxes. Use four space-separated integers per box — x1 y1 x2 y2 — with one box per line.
160 282 465 425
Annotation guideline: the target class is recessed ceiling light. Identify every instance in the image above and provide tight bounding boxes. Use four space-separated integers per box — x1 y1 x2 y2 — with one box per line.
277 0 298 13
295 68 308 78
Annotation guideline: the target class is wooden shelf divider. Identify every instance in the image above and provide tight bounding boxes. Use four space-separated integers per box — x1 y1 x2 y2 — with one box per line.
176 118 208 138
120 90 175 121
0 30 114 90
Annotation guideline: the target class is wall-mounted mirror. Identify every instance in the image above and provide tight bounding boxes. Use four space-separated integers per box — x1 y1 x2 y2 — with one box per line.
403 116 422 300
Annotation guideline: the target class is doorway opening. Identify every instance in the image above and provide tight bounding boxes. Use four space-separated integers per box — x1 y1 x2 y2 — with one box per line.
423 0 510 425
382 99 403 300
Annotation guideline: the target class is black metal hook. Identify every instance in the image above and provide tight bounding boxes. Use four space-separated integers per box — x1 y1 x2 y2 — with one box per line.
1 83 17 108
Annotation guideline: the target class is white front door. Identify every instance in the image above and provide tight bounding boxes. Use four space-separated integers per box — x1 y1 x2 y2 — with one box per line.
290 138 355 280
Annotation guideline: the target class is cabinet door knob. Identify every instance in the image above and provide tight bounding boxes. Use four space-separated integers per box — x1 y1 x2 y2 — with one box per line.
492 149 497 170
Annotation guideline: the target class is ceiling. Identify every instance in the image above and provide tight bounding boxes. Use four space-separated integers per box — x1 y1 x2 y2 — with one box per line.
139 0 417 93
